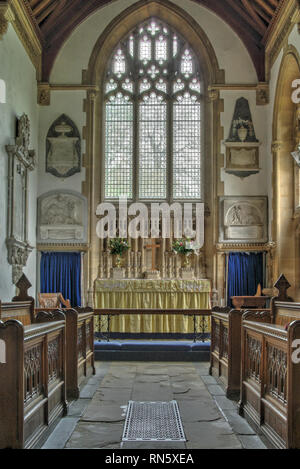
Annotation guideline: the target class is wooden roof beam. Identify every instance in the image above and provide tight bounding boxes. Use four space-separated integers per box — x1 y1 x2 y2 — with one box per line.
36 0 58 24
33 0 54 17
252 0 276 17
252 3 272 23
225 0 266 36
41 0 68 34
240 0 268 35
29 0 41 8
265 0 279 8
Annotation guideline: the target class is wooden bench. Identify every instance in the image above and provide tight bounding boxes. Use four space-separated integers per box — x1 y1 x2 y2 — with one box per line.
0 319 67 449
239 318 300 449
1 275 95 400
210 274 293 398
210 307 271 398
0 300 34 326
36 308 95 398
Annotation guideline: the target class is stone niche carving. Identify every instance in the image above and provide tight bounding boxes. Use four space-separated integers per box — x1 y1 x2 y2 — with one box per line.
219 196 268 244
46 114 81 178
225 97 260 178
38 191 87 244
5 114 36 284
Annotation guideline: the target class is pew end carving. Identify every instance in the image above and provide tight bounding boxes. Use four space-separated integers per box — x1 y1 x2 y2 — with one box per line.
0 319 67 449
239 319 300 449
210 307 271 399
36 308 95 399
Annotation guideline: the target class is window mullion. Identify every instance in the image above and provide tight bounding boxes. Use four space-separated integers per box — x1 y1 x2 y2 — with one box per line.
167 34 173 203
133 36 139 202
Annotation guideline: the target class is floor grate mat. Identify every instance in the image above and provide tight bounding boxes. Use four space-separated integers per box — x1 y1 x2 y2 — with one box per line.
122 401 186 442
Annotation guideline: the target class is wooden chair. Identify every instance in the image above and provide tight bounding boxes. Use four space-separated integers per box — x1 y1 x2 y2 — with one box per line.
38 292 71 309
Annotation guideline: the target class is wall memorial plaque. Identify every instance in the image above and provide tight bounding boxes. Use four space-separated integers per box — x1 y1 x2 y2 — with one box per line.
5 114 36 284
46 114 81 178
219 196 268 244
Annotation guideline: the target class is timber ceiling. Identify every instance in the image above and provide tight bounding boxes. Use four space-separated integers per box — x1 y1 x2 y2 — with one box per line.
23 0 285 81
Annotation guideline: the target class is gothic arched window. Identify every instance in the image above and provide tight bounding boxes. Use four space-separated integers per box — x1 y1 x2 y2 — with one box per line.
104 18 202 201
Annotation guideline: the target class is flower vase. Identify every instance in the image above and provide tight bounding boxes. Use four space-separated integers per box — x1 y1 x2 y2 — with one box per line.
238 126 248 142
115 254 123 268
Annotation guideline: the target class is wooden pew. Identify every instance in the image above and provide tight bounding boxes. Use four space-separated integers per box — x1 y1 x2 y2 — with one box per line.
0 274 35 325
0 319 67 449
36 308 95 399
0 300 34 325
0 275 96 400
210 274 293 398
210 307 271 398
239 318 300 449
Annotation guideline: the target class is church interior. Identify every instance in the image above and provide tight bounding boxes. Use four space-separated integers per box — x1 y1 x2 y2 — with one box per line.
1 0 300 452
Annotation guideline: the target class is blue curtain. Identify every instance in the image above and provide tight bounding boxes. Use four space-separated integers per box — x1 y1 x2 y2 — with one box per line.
227 252 264 307
40 252 81 307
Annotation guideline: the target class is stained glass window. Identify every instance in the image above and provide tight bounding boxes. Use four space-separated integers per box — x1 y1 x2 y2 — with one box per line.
104 18 203 200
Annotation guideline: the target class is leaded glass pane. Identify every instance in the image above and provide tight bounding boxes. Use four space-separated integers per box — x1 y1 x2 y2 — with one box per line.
156 36 167 62
140 78 151 93
140 35 151 63
139 93 167 199
173 93 201 199
122 79 133 93
105 94 133 198
106 79 117 94
181 49 193 78
173 35 178 57
113 49 126 78
129 36 134 57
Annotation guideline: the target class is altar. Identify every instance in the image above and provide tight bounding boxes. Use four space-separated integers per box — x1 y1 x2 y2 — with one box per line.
94 279 211 334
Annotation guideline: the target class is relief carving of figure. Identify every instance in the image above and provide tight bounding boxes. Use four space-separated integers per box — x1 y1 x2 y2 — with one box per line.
228 205 262 226
42 195 81 226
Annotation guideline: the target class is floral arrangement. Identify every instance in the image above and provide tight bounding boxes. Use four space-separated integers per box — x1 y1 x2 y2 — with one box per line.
172 238 200 256
108 238 130 256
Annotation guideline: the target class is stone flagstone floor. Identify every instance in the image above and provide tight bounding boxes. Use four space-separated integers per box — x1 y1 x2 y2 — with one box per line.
42 362 267 450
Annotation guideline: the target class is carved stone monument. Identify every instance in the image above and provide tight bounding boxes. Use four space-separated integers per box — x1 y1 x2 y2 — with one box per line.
5 114 36 284
38 191 87 244
224 97 260 177
219 196 268 244
46 114 81 178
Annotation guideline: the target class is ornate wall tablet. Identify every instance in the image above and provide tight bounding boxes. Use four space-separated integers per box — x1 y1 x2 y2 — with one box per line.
46 114 81 178
5 114 36 284
219 196 268 244
224 97 260 178
37 190 87 244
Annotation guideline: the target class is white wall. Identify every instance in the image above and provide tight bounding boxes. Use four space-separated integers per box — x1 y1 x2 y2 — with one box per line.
0 24 39 301
38 91 86 197
220 90 268 197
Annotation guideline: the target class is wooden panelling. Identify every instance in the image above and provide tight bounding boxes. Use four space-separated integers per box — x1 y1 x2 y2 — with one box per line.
0 320 67 449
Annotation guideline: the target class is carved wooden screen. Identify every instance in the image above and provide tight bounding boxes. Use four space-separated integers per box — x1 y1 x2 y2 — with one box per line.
104 18 202 201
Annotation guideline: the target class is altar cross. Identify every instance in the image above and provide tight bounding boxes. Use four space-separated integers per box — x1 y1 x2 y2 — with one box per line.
144 239 160 271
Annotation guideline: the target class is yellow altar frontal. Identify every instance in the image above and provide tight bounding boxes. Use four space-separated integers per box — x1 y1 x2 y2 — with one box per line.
94 279 211 334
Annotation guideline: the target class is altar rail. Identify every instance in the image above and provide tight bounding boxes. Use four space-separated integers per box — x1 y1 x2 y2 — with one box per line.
94 308 211 342
0 320 67 449
239 319 300 449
